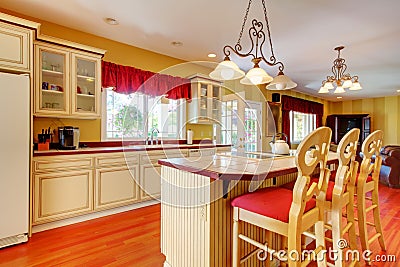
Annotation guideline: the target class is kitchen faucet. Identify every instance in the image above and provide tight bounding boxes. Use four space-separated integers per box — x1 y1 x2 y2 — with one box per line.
150 128 160 145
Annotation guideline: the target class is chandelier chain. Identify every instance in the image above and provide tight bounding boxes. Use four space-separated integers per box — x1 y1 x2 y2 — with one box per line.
236 0 253 45
261 0 275 59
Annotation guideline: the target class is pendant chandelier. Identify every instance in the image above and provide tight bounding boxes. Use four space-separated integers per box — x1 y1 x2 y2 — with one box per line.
209 0 296 90
318 46 362 94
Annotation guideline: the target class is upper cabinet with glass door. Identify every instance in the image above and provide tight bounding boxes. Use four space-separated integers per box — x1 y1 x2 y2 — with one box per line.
35 45 69 115
34 40 104 118
71 54 101 117
187 74 222 124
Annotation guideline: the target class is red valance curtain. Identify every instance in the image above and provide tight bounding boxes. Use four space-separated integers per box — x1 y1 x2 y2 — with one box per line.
101 61 191 100
281 95 324 145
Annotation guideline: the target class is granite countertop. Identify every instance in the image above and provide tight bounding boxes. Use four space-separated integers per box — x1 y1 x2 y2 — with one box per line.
158 151 339 181
33 143 231 157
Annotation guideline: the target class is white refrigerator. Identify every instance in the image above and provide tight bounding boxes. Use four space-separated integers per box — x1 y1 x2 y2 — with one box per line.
0 72 30 248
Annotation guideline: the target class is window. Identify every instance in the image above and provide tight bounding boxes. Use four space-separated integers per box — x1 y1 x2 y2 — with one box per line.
102 88 185 140
220 99 238 152
289 111 316 144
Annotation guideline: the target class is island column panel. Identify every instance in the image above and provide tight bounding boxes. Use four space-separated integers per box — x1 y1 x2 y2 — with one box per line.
160 166 298 267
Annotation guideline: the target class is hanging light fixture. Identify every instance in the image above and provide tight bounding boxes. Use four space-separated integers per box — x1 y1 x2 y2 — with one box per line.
209 0 296 89
318 46 362 94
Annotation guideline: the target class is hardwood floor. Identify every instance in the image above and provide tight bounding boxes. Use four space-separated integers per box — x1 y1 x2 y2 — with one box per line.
0 204 165 267
0 185 399 267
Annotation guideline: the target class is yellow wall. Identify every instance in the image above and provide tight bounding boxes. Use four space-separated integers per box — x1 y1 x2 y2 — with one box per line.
330 96 400 145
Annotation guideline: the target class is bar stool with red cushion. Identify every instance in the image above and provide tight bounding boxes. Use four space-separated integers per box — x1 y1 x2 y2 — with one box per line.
319 128 360 267
353 130 385 264
283 129 360 267
231 127 332 267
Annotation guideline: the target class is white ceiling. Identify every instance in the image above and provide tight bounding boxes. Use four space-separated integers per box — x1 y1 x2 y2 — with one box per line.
2 0 400 101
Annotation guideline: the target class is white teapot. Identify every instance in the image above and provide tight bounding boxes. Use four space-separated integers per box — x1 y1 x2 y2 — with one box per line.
270 133 290 155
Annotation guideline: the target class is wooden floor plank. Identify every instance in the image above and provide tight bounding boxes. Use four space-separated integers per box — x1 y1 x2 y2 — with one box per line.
0 186 399 266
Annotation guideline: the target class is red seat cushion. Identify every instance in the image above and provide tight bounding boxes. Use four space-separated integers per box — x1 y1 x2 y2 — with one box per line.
281 170 335 191
310 178 335 201
231 187 316 223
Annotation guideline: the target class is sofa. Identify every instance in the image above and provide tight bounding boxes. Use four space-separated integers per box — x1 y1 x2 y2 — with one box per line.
379 145 400 188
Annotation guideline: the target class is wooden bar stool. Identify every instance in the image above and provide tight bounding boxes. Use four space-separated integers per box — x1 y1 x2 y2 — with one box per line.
318 128 360 267
231 127 332 267
282 129 360 266
354 130 385 263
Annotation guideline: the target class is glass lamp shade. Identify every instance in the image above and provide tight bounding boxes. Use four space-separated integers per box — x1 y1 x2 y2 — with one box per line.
334 86 345 94
349 82 362 90
240 67 273 85
318 86 329 93
342 79 353 88
209 59 245 80
266 72 297 90
324 81 334 90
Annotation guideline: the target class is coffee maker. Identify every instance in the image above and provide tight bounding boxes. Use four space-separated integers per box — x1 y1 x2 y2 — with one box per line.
58 126 80 150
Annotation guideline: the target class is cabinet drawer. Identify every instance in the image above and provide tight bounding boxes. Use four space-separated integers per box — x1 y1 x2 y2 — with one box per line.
140 149 186 164
0 21 32 72
33 156 94 173
95 153 139 168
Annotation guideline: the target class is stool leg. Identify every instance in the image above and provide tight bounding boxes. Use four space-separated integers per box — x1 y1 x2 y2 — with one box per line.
315 220 327 267
357 185 369 252
233 208 240 267
331 207 343 267
371 183 386 251
346 192 359 266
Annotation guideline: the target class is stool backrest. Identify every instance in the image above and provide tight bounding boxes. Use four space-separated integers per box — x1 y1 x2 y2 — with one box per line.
360 130 384 182
335 128 360 193
292 127 332 214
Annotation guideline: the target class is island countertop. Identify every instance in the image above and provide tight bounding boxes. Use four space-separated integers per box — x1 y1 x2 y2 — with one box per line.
158 151 339 181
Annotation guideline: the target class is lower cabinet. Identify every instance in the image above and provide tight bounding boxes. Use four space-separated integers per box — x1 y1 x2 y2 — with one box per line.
139 163 162 200
32 147 229 225
33 170 93 224
95 165 139 210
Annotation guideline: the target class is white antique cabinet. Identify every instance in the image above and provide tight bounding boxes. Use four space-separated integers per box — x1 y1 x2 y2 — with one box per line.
34 41 103 118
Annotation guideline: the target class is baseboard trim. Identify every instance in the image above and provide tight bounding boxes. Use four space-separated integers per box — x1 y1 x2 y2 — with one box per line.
32 200 159 233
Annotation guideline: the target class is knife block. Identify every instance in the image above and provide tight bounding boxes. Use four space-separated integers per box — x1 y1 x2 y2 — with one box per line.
38 141 50 151
38 133 51 151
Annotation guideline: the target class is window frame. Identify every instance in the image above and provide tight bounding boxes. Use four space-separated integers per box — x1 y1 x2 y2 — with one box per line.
101 88 186 141
289 110 316 144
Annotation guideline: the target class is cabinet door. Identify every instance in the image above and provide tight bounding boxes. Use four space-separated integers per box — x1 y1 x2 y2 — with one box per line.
35 44 70 115
33 170 93 224
140 163 162 201
95 165 139 210
188 79 222 123
210 84 221 121
362 117 371 143
71 53 101 117
0 21 31 72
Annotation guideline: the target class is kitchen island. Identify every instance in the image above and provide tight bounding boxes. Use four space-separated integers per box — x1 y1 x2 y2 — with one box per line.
158 152 338 267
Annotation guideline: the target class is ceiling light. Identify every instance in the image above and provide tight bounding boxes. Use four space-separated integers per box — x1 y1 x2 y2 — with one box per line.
171 41 183 47
104 18 119 25
319 46 362 94
337 96 343 99
209 0 296 89
208 53 217 58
